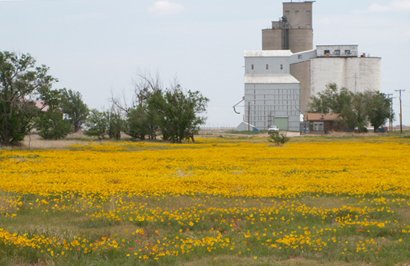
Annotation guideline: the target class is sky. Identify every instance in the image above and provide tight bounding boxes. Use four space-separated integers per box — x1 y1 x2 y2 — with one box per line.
1 0 409 127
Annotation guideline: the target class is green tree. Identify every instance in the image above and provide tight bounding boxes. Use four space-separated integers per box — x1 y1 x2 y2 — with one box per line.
84 109 108 140
107 109 124 140
127 105 150 140
366 91 392 132
309 84 393 132
113 75 208 143
126 87 162 140
60 88 89 132
36 89 71 139
154 87 209 143
351 92 369 132
36 110 71 140
0 51 55 145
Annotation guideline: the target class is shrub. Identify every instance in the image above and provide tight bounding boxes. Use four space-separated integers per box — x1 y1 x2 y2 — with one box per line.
268 131 290 146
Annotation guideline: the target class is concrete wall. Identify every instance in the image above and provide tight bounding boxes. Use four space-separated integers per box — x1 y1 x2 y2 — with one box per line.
262 29 283 50
310 57 381 96
244 83 300 131
288 29 313 53
283 2 313 29
290 60 311 113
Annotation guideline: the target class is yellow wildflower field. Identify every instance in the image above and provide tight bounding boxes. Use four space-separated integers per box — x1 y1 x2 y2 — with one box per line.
0 136 410 265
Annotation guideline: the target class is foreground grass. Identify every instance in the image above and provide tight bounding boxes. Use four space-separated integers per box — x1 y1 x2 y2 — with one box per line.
1 137 410 265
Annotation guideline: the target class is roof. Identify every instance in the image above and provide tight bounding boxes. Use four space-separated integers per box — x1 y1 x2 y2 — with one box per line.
245 75 300 84
317 44 358 47
244 50 293 57
305 113 341 121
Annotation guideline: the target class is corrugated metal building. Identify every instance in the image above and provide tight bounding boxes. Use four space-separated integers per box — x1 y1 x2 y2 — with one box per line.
244 51 301 131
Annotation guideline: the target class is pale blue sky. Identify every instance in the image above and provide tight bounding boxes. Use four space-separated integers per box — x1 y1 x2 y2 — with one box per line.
1 0 409 126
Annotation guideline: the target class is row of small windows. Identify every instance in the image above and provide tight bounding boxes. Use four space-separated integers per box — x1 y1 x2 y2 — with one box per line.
284 9 311 14
251 64 283 70
324 49 352 56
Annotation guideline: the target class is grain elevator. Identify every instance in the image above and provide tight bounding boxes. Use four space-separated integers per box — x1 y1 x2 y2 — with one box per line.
238 1 381 131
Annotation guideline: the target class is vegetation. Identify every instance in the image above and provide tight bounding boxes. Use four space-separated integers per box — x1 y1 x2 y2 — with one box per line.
107 108 124 140
268 131 290 146
0 51 55 145
0 51 93 143
155 88 208 143
309 83 392 132
1 137 410 265
1 52 208 144
84 109 109 140
116 75 209 143
59 88 89 132
36 88 71 140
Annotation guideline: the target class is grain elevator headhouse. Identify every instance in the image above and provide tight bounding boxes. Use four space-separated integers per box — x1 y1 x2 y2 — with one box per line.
262 1 314 53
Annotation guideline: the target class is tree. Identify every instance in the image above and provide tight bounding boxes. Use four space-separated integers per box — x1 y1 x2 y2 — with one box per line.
0 51 56 145
114 74 208 143
366 91 392 132
60 88 89 132
36 89 71 139
84 109 108 140
127 105 150 140
351 92 369 132
309 84 393 132
36 110 71 140
126 86 163 140
154 86 209 143
106 108 124 140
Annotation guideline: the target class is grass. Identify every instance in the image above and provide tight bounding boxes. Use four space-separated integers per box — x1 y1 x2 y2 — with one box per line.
1 136 410 265
1 194 410 265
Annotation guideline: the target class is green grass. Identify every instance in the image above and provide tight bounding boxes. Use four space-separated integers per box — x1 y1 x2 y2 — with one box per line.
1 194 410 265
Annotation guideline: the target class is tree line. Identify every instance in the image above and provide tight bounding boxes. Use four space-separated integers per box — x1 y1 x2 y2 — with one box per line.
0 51 208 146
309 84 393 132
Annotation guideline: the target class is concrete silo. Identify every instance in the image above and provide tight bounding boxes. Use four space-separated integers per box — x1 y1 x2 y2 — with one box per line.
262 1 314 53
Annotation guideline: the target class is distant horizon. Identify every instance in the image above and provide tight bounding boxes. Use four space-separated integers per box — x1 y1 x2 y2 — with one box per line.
1 0 409 127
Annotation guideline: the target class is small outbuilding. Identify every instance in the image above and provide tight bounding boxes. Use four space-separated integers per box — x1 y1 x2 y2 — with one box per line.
303 113 342 134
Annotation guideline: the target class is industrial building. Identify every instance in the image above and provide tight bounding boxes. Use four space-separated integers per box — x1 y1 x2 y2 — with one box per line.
238 1 381 131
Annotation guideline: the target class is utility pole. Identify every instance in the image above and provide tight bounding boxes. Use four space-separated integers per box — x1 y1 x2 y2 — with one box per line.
395 90 405 133
386 93 394 132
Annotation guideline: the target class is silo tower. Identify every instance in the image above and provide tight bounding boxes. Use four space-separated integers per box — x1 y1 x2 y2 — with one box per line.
262 1 314 53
